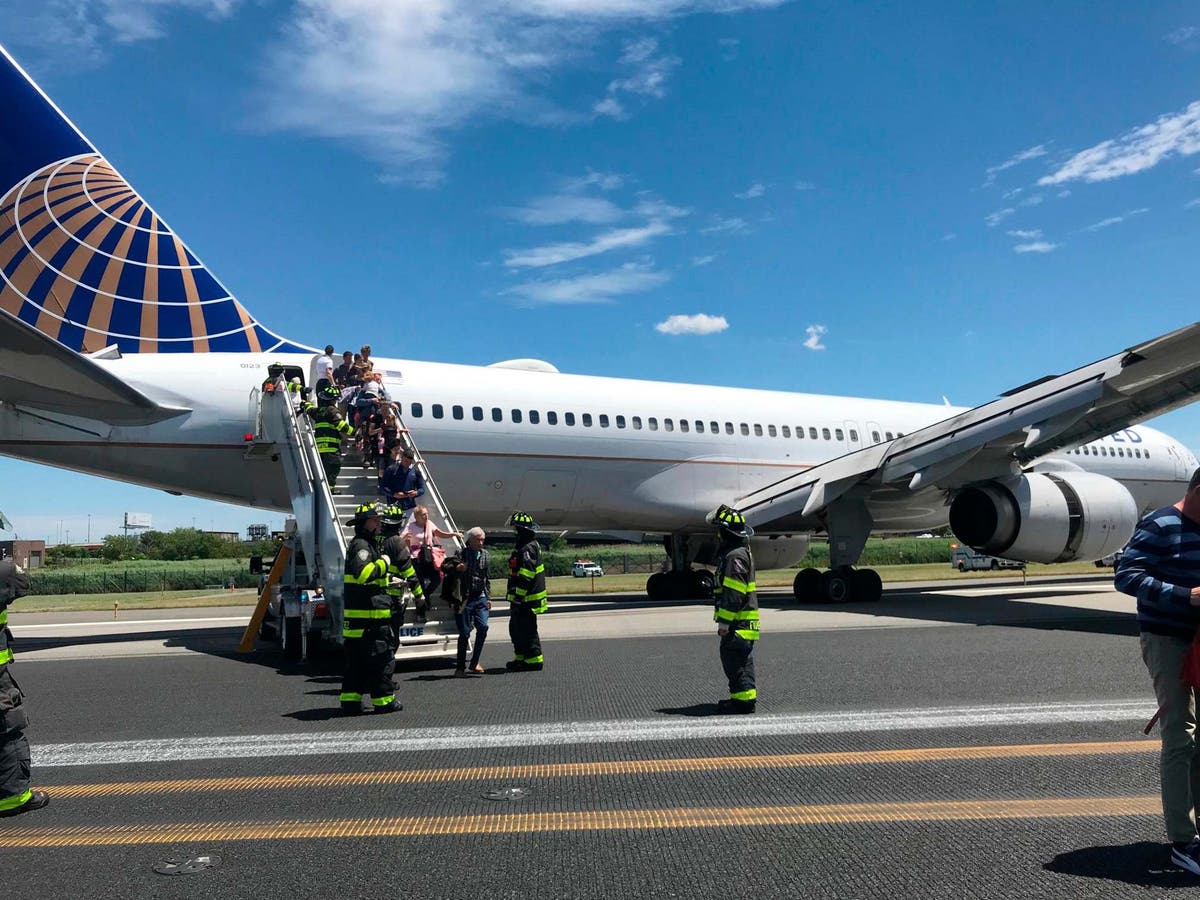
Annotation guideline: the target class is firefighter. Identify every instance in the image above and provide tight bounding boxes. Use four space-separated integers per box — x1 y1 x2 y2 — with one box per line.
710 505 758 714
379 505 425 639
340 502 401 714
0 559 48 818
307 392 353 490
505 511 547 671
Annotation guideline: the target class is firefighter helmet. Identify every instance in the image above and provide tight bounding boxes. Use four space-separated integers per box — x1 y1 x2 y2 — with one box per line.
344 501 383 527
508 510 540 532
707 505 753 539
380 505 406 527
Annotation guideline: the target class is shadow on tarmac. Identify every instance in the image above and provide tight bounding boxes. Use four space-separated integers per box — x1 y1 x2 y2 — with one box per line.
1044 842 1200 887
657 703 720 717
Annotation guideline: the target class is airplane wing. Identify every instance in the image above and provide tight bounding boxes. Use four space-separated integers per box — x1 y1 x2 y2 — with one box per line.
0 309 188 425
737 321 1200 531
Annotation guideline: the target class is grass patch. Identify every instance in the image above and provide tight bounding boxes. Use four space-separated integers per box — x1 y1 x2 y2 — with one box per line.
12 589 259 614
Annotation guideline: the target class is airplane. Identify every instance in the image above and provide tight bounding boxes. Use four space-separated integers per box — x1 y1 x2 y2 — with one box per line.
1 43 1199 605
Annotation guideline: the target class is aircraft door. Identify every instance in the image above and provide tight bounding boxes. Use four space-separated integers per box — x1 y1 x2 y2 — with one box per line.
843 420 862 452
517 470 577 526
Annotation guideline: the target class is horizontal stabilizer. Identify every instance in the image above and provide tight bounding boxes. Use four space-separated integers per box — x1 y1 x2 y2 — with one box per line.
0 308 187 424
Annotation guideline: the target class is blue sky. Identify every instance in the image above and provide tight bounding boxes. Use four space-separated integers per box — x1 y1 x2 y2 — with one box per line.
1 0 1199 544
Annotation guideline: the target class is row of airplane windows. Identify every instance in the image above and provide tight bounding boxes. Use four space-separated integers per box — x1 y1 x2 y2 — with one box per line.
1068 445 1149 459
399 402 906 443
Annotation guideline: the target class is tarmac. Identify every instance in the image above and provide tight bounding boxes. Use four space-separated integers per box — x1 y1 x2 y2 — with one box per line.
0 573 1189 899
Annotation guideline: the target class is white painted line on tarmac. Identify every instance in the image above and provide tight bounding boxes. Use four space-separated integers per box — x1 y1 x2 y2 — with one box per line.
13 616 250 631
33 699 1153 768
927 584 1113 597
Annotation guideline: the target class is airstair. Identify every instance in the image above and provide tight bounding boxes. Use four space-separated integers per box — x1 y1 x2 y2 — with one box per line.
243 372 464 660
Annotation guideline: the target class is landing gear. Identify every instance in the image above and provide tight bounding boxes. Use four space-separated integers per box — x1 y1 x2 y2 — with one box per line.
645 533 717 601
792 566 883 604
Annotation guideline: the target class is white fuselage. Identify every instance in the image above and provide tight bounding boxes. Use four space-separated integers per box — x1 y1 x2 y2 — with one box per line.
0 352 1194 532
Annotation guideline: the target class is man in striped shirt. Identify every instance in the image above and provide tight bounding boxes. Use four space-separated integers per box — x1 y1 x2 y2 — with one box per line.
1116 466 1200 874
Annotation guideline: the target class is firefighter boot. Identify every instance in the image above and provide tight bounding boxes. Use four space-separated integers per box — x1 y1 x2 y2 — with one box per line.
0 790 50 818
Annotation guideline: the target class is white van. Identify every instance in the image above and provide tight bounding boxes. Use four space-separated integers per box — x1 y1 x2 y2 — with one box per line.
950 545 1025 572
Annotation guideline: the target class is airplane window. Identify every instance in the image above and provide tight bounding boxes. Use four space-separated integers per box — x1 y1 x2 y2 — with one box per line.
565 412 576 426
740 424 750 436
710 421 719 434
768 425 777 437
872 431 881 443
506 409 519 424
616 415 626 429
452 405 463 420
753 424 763 437
809 427 818 439
548 411 558 425
649 417 658 431
530 410 540 424
1135 449 1142 458
599 414 609 428
665 419 675 432
1146 450 1151 458
432 404 444 419
849 430 858 442
472 406 483 421
582 413 592 427
726 423 734 435
492 408 503 423
835 429 844 441
822 428 832 440
1118 447 1125 457
782 426 791 438
680 420 689 433
695 421 704 434
411 402 423 418
885 431 894 440
632 416 642 430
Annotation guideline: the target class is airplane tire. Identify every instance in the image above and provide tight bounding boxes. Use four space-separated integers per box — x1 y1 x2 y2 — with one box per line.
852 568 883 603
821 569 852 603
646 572 669 601
689 569 715 600
793 568 822 604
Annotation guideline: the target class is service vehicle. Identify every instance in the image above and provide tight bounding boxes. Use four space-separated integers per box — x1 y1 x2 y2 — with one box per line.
572 560 605 577
950 544 1025 572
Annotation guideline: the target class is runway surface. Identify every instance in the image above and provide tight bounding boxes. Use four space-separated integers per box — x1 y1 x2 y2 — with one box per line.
1 575 1188 898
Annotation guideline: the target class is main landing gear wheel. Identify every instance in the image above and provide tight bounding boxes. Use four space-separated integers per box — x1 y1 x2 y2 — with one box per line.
689 569 715 600
646 569 714 601
646 572 670 601
793 567 883 604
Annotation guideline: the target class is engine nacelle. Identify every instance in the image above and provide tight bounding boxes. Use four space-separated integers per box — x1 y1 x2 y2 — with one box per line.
948 472 1137 564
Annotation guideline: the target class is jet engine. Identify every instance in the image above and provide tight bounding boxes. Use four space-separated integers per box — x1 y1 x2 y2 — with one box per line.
948 471 1137 564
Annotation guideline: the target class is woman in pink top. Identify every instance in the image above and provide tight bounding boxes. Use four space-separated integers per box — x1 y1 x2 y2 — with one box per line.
403 506 462 619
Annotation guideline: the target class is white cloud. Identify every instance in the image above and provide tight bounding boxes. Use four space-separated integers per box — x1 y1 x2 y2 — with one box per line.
794 180 816 191
734 182 765 199
1187 197 1200 208
504 262 669 304
700 216 749 234
252 0 787 186
803 324 827 351
1039 100 1200 185
655 313 729 335
504 220 673 268
593 96 626 118
983 144 1048 186
0 0 242 61
1013 241 1058 254
1081 207 1149 231
564 171 625 192
1057 189 1072 198
691 254 715 266
1002 187 1024 200
1018 194 1043 207
941 233 957 241
1166 26 1199 46
507 195 625 225
984 208 1016 227
1006 229 1042 239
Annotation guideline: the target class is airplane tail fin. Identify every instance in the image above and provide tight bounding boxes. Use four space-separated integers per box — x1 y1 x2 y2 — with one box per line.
0 44 308 355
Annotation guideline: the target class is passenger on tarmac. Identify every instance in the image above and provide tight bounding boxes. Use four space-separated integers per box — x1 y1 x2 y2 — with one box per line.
451 527 491 677
0 559 48 818
505 511 547 671
340 503 401 715
1116 465 1200 874
709 505 758 714
379 506 425 638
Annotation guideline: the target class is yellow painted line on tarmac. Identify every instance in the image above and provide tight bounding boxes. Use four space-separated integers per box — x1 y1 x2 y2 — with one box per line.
0 796 1161 848
41 739 1157 799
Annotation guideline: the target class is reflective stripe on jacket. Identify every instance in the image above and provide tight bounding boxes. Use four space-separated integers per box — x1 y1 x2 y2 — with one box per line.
714 544 758 640
506 539 547 614
343 536 391 639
